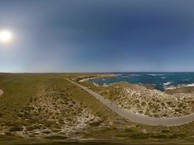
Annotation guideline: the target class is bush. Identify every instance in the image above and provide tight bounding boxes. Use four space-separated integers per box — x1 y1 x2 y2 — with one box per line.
27 124 42 131
161 129 170 133
44 135 67 140
130 133 149 139
9 125 23 132
0 113 3 117
89 121 101 126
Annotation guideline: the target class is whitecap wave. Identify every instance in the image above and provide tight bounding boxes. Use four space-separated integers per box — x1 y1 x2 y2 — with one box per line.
165 86 177 90
165 83 194 90
186 83 194 87
178 83 194 87
163 82 175 90
163 82 171 86
147 74 164 76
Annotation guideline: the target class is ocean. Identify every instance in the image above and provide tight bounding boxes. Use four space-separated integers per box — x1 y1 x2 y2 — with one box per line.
90 72 194 91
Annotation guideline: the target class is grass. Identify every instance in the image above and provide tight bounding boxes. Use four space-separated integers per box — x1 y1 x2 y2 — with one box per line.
0 74 82 119
0 73 126 138
0 74 49 121
0 137 193 145
1 73 194 144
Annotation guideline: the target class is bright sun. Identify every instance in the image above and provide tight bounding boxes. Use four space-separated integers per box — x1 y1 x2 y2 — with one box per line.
0 30 13 43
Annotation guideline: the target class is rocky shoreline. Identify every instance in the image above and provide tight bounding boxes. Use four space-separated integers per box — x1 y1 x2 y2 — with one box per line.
74 74 118 82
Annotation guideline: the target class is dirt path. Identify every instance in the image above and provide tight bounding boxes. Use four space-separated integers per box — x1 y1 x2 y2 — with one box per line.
65 78 194 126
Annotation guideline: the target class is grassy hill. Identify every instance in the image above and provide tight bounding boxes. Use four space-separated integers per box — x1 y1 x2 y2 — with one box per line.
0 73 126 139
1 73 194 144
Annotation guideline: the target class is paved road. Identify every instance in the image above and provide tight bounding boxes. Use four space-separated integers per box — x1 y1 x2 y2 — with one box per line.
66 78 194 126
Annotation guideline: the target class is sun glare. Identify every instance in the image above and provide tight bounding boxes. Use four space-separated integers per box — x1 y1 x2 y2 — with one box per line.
0 30 13 43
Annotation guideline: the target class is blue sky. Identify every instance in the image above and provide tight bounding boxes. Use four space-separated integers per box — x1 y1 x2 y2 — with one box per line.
0 0 194 72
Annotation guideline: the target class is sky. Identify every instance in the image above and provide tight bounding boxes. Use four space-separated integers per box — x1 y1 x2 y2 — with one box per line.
0 0 194 72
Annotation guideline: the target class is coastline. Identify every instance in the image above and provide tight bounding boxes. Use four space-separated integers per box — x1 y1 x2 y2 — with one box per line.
76 75 194 118
76 72 194 93
74 74 119 82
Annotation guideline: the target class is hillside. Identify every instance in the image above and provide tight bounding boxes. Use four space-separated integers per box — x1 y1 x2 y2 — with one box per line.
1 74 194 144
0 74 129 139
81 81 194 118
65 78 194 141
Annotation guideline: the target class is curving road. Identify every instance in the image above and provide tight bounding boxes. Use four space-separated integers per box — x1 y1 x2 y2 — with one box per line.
66 78 194 126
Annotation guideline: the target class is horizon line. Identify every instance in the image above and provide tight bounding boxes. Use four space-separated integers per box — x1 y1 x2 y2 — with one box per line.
1 71 194 74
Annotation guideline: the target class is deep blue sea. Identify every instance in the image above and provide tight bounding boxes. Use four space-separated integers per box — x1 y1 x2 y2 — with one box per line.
90 72 194 91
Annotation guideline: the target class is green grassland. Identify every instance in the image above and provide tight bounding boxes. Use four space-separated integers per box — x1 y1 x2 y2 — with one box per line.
0 73 194 144
0 73 131 138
